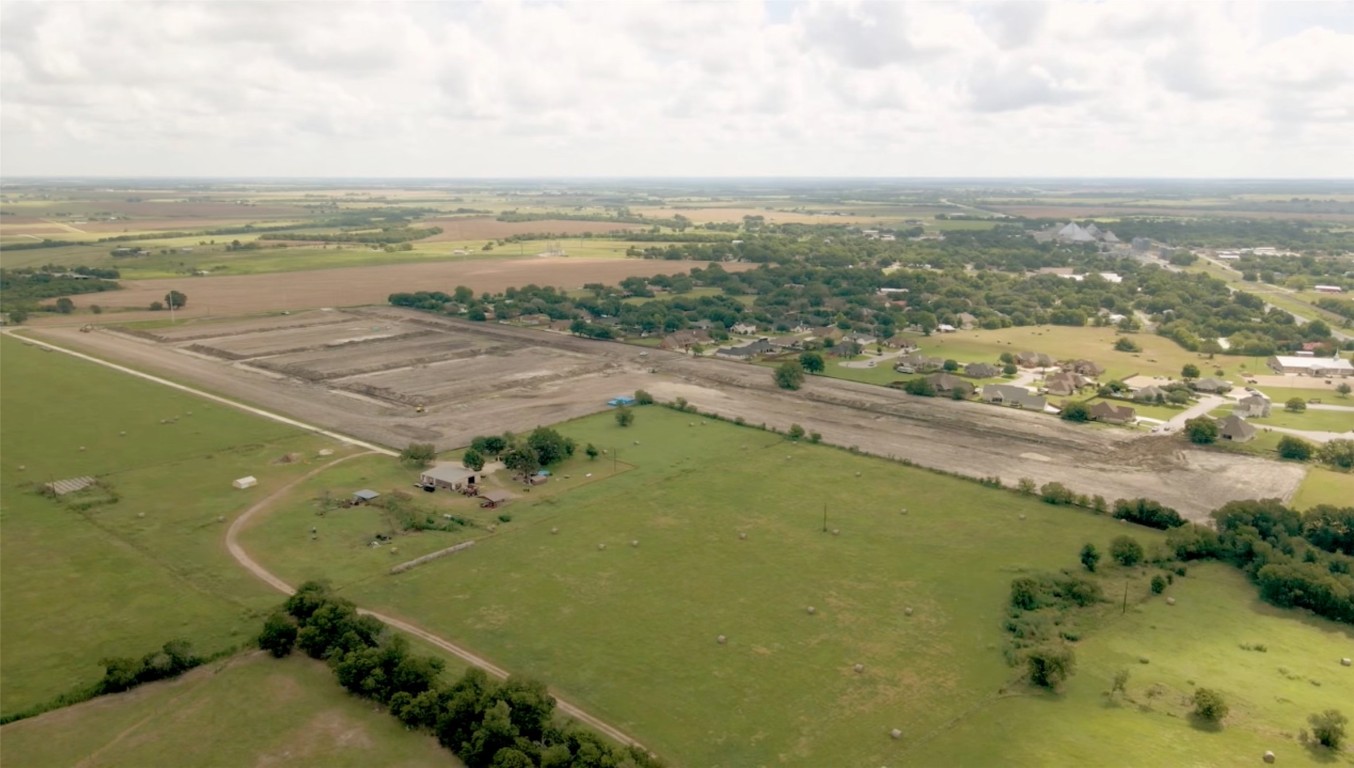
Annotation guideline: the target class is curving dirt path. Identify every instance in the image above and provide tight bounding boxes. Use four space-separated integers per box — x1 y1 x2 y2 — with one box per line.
223 453 647 753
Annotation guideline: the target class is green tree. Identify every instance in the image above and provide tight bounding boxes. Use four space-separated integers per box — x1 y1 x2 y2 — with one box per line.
1114 337 1140 352
55 297 75 314
1309 709 1348 749
1184 416 1218 444
903 377 935 397
634 389 654 405
1192 687 1229 723
774 361 806 390
1109 535 1144 566
400 442 436 468
1110 669 1130 698
470 434 508 456
1317 439 1354 469
1026 645 1076 689
942 359 959 372
585 443 599 460
1167 388 1192 405
502 444 540 477
1181 363 1200 379
1150 575 1167 594
999 351 1016 365
787 423 805 440
1336 382 1352 397
1277 436 1313 461
615 406 635 427
1285 397 1308 413
258 612 298 658
149 301 164 311
462 447 486 472
798 351 825 373
164 290 187 309
1061 402 1090 422
1003 363 1018 375
1080 543 1101 573
7 309 28 324
526 426 576 466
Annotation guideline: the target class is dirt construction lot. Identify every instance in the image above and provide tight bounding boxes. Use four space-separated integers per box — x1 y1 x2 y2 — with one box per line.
56 258 747 320
32 309 1303 521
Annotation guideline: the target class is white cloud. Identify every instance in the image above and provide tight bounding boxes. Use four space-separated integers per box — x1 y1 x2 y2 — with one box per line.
0 0 1350 177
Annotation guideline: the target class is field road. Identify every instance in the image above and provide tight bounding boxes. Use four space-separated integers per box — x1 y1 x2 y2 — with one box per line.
223 453 649 753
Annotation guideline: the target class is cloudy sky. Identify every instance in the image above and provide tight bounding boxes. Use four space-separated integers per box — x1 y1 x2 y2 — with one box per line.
2 0 1351 178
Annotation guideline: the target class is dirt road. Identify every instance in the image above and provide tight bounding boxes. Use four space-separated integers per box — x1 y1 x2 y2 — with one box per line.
223 453 648 752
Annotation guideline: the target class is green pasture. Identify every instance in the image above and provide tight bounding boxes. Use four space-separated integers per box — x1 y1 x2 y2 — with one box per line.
0 653 458 768
248 406 1196 765
1292 467 1354 510
910 563 1354 767
1242 408 1354 434
0 335 345 715
1255 385 1354 407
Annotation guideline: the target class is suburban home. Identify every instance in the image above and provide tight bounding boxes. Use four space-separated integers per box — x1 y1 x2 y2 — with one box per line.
420 464 478 491
1043 371 1087 396
964 362 1000 378
1134 385 1167 403
1062 359 1105 377
895 353 944 373
811 326 844 342
516 313 550 326
926 372 976 396
730 322 759 335
717 339 774 359
845 332 876 347
956 312 978 330
1087 401 1136 424
883 334 919 351
1016 351 1054 368
660 329 712 352
1191 377 1232 393
1217 414 1256 443
982 384 1046 410
1235 393 1272 418
769 335 803 350
829 342 861 359
1267 355 1354 377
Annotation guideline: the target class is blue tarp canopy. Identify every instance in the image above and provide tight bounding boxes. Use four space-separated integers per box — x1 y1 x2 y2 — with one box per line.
608 395 636 406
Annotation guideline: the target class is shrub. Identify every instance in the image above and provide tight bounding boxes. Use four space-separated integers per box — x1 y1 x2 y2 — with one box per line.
1079 543 1101 573
1017 477 1036 495
1192 687 1229 723
615 406 635 427
1285 397 1308 413
1310 709 1348 749
1114 337 1141 352
1277 435 1313 461
1150 575 1167 594
808 431 822 444
787 423 805 440
1110 535 1144 566
1060 402 1090 422
400 442 437 468
1040 482 1076 505
634 389 654 405
1026 645 1076 689
258 612 298 658
902 377 935 397
1111 498 1185 529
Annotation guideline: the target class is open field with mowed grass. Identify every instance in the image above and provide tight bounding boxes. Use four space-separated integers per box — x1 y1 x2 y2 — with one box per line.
909 563 1354 767
1293 467 1354 510
0 335 348 715
241 404 1336 766
1235 407 1354 434
0 653 459 768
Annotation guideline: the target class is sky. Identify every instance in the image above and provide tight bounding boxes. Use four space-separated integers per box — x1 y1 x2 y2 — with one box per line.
1 0 1352 178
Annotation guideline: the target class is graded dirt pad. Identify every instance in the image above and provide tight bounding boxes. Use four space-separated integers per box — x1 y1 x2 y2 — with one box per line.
35 310 1304 520
59 258 745 320
422 216 642 240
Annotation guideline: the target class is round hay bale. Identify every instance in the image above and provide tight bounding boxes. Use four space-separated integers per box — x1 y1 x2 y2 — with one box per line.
598 543 607 551
79 446 86 452
217 515 225 523
630 539 639 547
1341 657 1351 667
17 465 24 471
1018 514 1026 521
853 663 865 673
738 532 748 540
1263 751 1275 764
904 607 914 616
855 472 862 477
390 547 399 555
137 512 146 518
689 422 695 427
806 606 816 615
716 634 727 645
551 527 559 535
890 728 903 740
1166 597 1176 606
119 431 127 436
832 529 840 536
900 508 908 515
633 440 640 446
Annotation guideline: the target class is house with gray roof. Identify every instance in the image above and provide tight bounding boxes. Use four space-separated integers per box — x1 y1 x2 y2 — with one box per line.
1134 385 1167 403
926 372 975 396
1087 401 1136 424
1191 377 1232 394
965 362 1000 378
1218 413 1256 442
420 464 478 491
982 384 1046 410
1235 393 1271 418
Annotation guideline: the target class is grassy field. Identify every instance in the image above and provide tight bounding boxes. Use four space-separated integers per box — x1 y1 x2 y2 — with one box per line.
245 406 1187 765
0 653 459 768
1292 467 1354 510
1242 408 1354 434
908 563 1354 767
0 335 346 715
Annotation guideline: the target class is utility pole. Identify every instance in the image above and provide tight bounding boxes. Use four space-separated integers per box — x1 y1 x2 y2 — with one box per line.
1122 581 1129 615
822 502 828 533
613 448 617 475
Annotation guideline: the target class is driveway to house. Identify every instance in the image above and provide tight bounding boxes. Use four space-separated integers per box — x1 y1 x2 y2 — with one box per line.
1160 394 1227 431
839 348 907 369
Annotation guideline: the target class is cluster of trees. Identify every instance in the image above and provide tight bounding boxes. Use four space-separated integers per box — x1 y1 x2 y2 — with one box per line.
1110 498 1185 530
0 267 121 310
1108 217 1354 252
260 226 443 245
261 582 661 768
466 427 576 477
1166 500 1354 623
97 639 202 694
1004 570 1103 689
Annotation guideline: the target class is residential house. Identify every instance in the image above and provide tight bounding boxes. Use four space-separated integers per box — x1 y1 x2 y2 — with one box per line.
1043 371 1087 397
1062 359 1105 377
1087 401 1136 424
769 335 803 350
1234 393 1271 418
926 372 976 396
982 384 1046 410
964 362 1001 378
956 312 978 330
1217 414 1257 443
895 353 944 373
660 329 712 352
1191 377 1232 394
845 332 877 347
1133 385 1167 403
517 313 550 326
420 464 478 491
716 339 774 359
730 322 759 335
1016 351 1054 368
829 342 861 359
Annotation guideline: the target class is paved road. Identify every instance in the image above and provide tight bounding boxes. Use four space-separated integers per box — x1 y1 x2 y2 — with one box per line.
1161 394 1226 431
13 327 649 754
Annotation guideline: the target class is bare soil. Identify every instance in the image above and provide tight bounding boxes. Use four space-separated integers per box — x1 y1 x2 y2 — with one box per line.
35 310 1304 521
53 258 746 320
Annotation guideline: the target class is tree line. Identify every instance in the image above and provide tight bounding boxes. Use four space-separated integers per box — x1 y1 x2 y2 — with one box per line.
260 582 663 768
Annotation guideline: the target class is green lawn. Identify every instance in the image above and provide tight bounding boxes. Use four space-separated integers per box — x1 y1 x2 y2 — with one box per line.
0 653 458 768
1215 405 1354 434
1084 396 1190 422
246 406 1191 766
0 336 348 715
909 563 1354 767
1292 467 1354 510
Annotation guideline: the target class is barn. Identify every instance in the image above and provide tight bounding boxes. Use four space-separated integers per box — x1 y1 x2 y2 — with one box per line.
419 464 478 491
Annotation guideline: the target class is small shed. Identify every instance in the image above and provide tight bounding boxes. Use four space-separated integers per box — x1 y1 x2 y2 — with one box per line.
352 489 380 504
233 476 258 490
479 489 515 508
